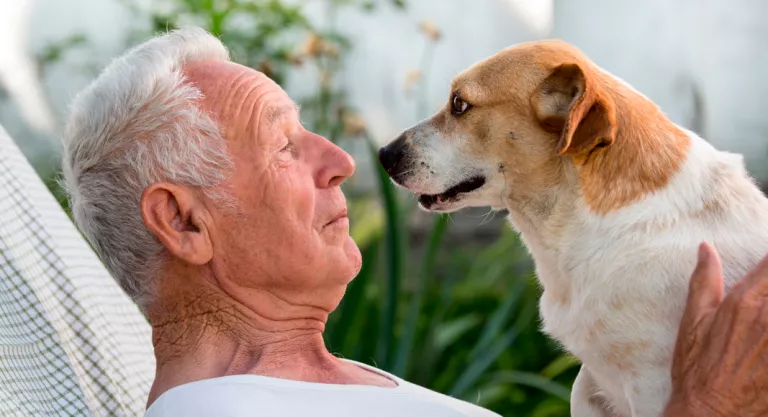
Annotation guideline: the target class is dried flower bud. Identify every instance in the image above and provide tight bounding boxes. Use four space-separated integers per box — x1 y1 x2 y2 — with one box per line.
404 69 422 94
343 113 367 137
302 33 323 57
419 20 441 41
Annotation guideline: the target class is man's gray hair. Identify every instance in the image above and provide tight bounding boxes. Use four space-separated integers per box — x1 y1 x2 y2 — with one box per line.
60 27 235 312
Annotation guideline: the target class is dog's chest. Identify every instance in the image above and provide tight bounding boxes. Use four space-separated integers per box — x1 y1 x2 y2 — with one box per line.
530 226 689 370
538 287 589 346
537 273 629 358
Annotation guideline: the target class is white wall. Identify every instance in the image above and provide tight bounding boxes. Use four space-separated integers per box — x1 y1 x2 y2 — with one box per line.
553 0 768 181
0 0 135 167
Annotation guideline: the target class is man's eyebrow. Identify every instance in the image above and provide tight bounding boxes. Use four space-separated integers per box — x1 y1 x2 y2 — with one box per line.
265 103 301 126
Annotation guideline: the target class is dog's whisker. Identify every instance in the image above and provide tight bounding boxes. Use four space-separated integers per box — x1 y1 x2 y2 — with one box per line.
393 167 416 179
478 211 491 226
478 209 496 227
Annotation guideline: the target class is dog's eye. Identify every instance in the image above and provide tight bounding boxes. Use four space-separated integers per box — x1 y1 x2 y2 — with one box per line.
451 94 470 115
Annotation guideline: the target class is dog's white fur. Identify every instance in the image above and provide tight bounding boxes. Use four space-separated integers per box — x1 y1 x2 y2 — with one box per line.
524 129 768 416
380 40 768 416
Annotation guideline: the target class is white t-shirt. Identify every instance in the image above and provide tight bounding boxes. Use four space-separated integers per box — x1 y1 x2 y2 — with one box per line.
143 360 502 417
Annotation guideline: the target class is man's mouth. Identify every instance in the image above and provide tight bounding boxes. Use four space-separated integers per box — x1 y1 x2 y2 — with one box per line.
417 176 486 208
324 209 348 228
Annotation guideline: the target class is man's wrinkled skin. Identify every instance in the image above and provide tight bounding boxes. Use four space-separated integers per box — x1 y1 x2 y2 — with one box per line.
142 60 395 408
665 242 768 416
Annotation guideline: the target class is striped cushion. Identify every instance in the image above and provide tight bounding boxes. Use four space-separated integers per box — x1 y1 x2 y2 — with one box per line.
0 125 155 416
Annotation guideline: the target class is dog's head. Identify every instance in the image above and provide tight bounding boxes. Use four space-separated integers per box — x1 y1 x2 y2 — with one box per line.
378 40 622 213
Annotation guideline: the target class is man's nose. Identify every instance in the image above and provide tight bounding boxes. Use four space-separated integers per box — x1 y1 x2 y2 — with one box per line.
317 136 355 187
378 134 407 173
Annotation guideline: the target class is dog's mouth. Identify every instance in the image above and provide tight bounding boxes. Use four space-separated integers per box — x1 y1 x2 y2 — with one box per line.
417 176 486 209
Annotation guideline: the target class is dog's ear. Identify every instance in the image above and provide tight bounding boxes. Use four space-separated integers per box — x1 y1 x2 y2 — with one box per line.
532 63 617 156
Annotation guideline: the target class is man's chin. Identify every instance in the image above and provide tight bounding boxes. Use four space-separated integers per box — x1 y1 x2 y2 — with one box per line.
342 238 363 280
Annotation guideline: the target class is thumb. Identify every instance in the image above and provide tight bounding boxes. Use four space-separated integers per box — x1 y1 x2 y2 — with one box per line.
682 242 724 326
672 242 725 383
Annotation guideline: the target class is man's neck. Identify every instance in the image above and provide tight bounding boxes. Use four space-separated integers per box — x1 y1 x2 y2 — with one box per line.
145 277 395 409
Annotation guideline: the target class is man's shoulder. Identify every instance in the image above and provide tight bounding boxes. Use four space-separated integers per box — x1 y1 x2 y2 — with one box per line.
144 369 501 417
341 360 502 417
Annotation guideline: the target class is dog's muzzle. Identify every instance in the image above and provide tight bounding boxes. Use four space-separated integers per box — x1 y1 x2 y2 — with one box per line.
378 133 409 179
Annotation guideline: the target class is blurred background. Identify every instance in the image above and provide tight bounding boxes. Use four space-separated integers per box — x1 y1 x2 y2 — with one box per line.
2 0 767 416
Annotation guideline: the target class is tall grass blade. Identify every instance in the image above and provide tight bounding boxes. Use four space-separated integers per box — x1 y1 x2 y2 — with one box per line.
433 314 483 351
329 239 380 354
468 276 526 361
540 354 581 380
391 214 448 376
414 267 461 385
450 298 537 398
491 370 572 402
366 135 404 370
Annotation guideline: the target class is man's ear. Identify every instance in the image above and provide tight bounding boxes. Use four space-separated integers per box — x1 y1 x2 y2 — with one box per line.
532 63 617 156
140 183 213 266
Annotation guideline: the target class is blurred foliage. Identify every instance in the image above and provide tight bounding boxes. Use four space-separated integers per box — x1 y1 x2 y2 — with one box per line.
34 33 89 78
34 0 578 415
118 0 396 143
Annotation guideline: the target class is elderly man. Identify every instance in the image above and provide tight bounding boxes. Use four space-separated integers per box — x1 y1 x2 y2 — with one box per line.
59 27 768 417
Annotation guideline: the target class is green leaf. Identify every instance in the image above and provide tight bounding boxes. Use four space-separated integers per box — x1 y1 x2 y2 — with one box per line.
391 214 448 376
328 238 380 353
491 370 572 402
411 266 462 385
349 198 385 248
450 298 538 397
540 354 581 380
466 382 508 407
434 314 483 351
366 135 404 370
469 276 526 361
529 398 571 417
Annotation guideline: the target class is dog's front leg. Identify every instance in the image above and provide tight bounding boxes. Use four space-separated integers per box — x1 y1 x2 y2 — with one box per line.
571 365 613 417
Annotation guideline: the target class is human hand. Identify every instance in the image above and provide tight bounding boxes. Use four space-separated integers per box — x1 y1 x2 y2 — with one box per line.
665 242 768 417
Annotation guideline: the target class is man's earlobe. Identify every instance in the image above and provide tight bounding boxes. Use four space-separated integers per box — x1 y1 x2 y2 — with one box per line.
140 183 213 266
531 62 617 156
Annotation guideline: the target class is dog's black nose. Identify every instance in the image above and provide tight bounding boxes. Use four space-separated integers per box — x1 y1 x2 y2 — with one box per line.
378 142 402 173
379 133 409 174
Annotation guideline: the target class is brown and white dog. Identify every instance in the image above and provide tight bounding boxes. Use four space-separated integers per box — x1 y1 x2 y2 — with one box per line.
378 40 768 416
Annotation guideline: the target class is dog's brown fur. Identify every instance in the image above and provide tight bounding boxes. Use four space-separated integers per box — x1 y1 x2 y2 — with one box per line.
444 40 690 214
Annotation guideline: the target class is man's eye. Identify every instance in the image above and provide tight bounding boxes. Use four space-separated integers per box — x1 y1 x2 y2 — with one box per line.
279 141 298 158
451 94 470 115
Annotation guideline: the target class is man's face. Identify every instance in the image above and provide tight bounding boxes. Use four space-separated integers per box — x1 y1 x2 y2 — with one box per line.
187 61 361 302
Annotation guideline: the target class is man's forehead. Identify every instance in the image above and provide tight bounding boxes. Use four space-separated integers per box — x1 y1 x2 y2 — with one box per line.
182 60 298 128
183 60 264 88
265 103 301 126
